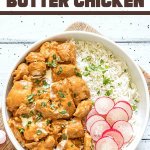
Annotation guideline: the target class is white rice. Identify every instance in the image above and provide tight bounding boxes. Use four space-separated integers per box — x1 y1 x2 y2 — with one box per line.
75 40 140 105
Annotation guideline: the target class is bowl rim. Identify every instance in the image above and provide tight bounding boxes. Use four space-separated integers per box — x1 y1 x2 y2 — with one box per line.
2 31 150 150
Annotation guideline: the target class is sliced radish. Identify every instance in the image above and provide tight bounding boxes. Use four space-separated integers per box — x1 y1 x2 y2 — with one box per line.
115 101 133 119
113 121 133 143
90 120 110 141
87 108 98 119
102 129 124 148
86 115 105 132
95 97 115 116
106 107 129 126
0 130 6 144
96 136 119 150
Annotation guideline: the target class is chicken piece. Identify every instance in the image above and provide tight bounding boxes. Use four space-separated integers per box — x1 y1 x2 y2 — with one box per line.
38 136 55 150
24 121 48 141
68 76 90 106
25 142 38 149
32 86 50 100
52 64 80 82
50 79 76 118
13 63 29 81
26 52 45 63
51 120 68 135
7 80 32 111
40 41 58 59
14 103 31 116
35 99 56 119
84 132 93 150
74 100 92 118
57 42 76 64
9 119 25 145
28 62 46 77
71 139 83 148
65 140 80 150
63 118 84 139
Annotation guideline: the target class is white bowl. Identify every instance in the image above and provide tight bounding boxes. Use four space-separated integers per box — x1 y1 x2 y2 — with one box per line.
2 31 149 150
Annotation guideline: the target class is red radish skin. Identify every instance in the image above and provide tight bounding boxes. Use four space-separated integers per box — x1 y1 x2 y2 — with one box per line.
90 120 110 141
102 129 124 148
96 136 119 150
87 108 98 119
113 121 133 144
115 101 133 119
86 115 105 132
95 97 115 116
106 107 129 126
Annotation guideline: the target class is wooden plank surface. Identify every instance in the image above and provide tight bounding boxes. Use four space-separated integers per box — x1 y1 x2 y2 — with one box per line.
0 18 150 149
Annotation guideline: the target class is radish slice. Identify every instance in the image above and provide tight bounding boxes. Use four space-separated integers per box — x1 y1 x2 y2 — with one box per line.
95 97 115 116
106 107 129 126
96 136 119 150
90 120 110 141
115 101 133 119
86 115 105 132
87 108 98 119
0 130 6 144
113 121 133 143
102 129 124 148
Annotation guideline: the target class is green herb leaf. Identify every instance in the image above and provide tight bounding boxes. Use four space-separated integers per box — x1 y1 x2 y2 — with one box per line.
68 101 71 107
97 90 100 95
50 104 55 110
132 104 137 111
26 121 32 127
19 128 24 134
46 60 57 68
37 89 47 95
21 114 29 118
53 54 56 59
57 67 63 75
61 133 67 140
46 119 52 125
27 94 35 103
59 110 67 115
58 91 65 98
29 110 34 116
105 89 113 96
74 68 82 77
103 77 112 85
41 102 47 107
34 79 41 84
43 80 50 89
36 130 42 135
100 59 104 64
23 85 28 89
36 112 43 121
82 56 92 62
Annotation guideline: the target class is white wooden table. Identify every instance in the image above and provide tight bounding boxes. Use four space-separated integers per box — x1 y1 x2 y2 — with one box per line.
0 15 150 149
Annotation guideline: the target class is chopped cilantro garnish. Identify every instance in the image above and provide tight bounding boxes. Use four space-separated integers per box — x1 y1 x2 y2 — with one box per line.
57 67 63 75
26 121 32 127
27 94 35 103
82 71 90 77
19 128 24 134
36 130 42 135
46 60 57 68
41 102 47 107
58 91 65 98
37 89 47 95
100 59 104 64
132 104 137 111
74 68 82 77
34 79 41 84
50 104 55 110
46 119 51 125
23 85 28 89
92 101 95 106
53 54 56 59
105 89 113 96
68 101 71 107
36 112 43 121
61 133 67 140
29 110 34 116
82 56 92 62
97 90 100 95
21 114 29 118
103 77 112 85
43 80 50 89
59 110 67 115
